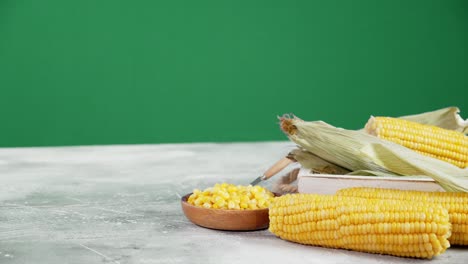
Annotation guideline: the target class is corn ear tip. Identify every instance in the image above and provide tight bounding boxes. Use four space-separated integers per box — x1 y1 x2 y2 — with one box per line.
279 114 300 135
364 115 377 135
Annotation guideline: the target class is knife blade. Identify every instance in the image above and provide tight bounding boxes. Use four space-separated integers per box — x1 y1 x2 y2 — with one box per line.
250 157 295 185
249 176 263 186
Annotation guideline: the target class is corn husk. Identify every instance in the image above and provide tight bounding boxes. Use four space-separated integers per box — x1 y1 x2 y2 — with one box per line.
290 148 350 175
281 107 468 192
400 107 468 133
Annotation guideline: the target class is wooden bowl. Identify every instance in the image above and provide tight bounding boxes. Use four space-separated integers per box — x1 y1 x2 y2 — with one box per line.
181 193 271 231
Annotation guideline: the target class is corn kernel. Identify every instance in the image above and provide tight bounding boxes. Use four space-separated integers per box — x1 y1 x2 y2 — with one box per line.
249 203 258 210
228 186 237 193
194 197 203 206
258 199 266 207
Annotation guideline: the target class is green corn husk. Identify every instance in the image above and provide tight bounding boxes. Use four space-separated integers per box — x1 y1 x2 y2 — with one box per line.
280 107 468 192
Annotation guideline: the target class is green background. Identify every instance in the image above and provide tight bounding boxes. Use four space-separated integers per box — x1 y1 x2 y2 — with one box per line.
1 0 467 147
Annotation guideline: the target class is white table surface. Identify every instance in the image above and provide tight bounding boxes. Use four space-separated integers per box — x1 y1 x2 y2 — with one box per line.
0 141 466 264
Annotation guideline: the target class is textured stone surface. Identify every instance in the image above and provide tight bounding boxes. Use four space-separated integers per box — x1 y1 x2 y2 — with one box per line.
0 142 466 264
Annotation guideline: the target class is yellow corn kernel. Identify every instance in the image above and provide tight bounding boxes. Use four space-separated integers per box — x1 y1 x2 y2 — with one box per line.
258 199 266 207
240 195 250 203
248 203 258 210
211 195 221 203
336 187 468 246
269 193 451 259
194 197 203 206
365 116 468 168
216 199 227 209
254 193 264 200
222 191 232 200
187 193 196 203
212 186 221 194
227 185 237 193
252 185 263 193
227 201 236 209
201 196 211 204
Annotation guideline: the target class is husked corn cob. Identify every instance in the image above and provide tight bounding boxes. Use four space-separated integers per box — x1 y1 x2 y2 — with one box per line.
336 187 468 245
365 116 468 168
187 183 274 210
269 194 451 259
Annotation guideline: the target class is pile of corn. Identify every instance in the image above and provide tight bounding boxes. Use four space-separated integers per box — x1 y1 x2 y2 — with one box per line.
269 187 468 259
187 183 274 210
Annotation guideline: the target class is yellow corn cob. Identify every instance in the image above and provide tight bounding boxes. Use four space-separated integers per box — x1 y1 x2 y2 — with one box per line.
269 194 451 259
336 187 468 245
365 116 468 168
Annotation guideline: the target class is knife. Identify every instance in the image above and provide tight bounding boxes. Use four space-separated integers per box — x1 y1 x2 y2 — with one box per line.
250 157 295 185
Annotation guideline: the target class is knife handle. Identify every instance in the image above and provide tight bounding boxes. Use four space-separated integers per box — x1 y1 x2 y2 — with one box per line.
262 157 295 180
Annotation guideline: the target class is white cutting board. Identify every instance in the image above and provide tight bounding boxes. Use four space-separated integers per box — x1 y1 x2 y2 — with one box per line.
297 167 445 194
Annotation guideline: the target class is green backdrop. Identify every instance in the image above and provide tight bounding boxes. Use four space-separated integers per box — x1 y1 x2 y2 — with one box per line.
1 0 467 147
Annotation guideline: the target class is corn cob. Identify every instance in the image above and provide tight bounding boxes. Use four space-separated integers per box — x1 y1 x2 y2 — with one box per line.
365 116 468 168
336 187 468 245
269 194 451 259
